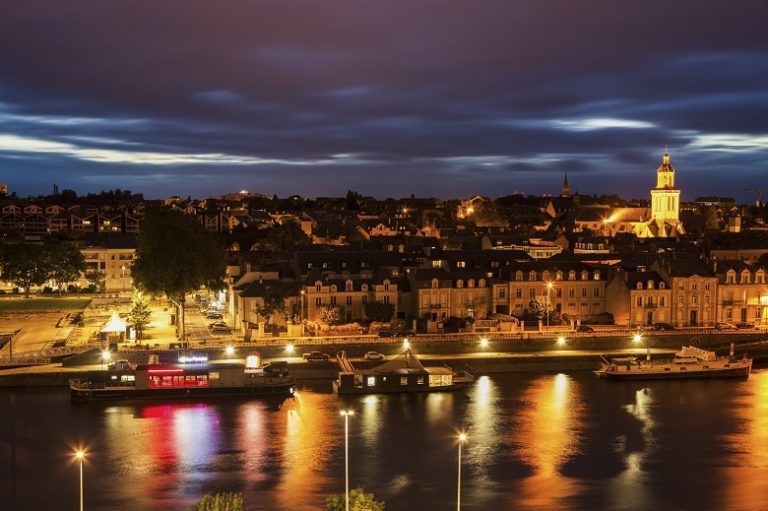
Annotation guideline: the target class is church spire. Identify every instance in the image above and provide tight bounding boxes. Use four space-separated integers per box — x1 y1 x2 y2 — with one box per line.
663 146 670 165
561 173 570 198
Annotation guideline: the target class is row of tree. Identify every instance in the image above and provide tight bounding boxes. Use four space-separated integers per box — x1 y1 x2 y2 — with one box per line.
0 240 87 297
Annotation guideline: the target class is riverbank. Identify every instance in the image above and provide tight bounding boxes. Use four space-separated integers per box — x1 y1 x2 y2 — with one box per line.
1 336 766 387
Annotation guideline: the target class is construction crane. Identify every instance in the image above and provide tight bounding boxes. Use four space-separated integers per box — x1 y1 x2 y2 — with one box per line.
745 188 765 207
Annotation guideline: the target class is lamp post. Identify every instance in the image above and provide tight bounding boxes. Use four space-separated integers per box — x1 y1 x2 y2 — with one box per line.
340 409 355 511
74 449 86 511
300 290 305 323
120 265 126 293
457 432 467 511
546 282 554 327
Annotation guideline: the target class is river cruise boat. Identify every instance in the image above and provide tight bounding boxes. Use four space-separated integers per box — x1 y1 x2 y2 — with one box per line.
594 345 752 381
70 354 295 402
333 349 474 394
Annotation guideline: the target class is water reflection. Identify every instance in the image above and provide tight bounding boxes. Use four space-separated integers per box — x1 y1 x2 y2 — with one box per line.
720 370 768 510
511 373 585 509
275 391 336 509
606 387 656 510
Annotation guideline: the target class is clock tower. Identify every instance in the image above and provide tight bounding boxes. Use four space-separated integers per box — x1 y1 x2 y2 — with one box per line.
650 150 684 236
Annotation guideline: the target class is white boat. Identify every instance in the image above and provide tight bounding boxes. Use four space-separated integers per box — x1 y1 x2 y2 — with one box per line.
594 345 752 381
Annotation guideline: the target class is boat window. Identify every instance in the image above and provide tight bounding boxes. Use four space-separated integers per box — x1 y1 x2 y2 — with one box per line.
417 376 425 385
400 376 408 386
367 376 376 387
209 372 220 380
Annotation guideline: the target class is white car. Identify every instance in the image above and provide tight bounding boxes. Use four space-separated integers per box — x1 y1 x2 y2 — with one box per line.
211 323 230 333
364 351 385 361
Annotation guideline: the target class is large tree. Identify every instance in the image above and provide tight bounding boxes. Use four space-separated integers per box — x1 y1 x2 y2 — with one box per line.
0 244 49 297
44 239 86 296
131 208 226 339
364 301 395 323
254 287 286 326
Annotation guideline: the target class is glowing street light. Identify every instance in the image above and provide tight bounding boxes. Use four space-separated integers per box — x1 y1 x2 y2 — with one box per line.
73 448 86 511
100 350 111 370
340 410 355 511
402 338 410 350
633 333 642 344
224 345 235 357
479 337 489 349
457 432 468 511
557 336 566 346
285 343 295 354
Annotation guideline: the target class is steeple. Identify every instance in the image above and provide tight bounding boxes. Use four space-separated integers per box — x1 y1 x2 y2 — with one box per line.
561 173 570 198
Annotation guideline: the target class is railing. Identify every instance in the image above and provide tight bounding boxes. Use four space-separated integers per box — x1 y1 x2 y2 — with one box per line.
0 341 100 367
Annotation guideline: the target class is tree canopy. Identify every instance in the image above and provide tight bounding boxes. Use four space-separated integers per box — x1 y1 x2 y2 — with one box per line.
44 239 86 296
132 208 226 300
326 488 385 511
364 301 395 323
0 244 49 297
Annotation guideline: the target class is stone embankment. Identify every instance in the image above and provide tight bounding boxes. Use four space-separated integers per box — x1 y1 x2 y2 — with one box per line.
1 333 766 387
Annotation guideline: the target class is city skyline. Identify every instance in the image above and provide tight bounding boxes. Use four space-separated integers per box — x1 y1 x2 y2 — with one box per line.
1 1 767 200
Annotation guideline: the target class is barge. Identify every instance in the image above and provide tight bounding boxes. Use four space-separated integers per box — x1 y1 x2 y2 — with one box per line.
594 345 752 381
333 349 474 394
70 354 295 402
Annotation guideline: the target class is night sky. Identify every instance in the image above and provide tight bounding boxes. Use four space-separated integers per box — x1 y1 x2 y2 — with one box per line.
1 1 767 200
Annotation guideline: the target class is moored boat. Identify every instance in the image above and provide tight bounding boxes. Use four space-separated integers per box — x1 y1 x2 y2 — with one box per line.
333 349 474 394
70 353 295 402
594 345 752 381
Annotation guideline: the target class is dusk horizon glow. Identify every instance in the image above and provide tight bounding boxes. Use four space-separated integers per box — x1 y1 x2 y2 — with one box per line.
1 1 767 200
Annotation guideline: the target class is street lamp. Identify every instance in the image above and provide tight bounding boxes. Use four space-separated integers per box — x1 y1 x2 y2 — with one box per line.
340 410 355 511
557 336 566 346
300 290 305 324
100 349 111 370
402 338 410 350
225 345 235 357
457 432 467 511
633 333 642 344
479 337 489 349
120 265 126 293
73 448 86 511
546 282 554 327
285 343 295 354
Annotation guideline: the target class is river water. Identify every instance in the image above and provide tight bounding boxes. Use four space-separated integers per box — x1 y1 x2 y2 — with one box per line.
1 370 768 511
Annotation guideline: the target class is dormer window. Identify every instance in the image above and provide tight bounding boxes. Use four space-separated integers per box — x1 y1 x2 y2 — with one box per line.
556 271 563 281
362 284 369 292
456 279 464 288
636 282 643 290
648 281 654 289
345 280 353 292
331 285 337 292
457 261 466 268
384 281 390 291
515 271 523 281
479 279 486 288
431 279 438 289
741 271 751 284
593 270 600 280
529 271 537 281
726 270 736 284
468 279 475 288
660 282 666 289
757 271 765 284
568 270 576 281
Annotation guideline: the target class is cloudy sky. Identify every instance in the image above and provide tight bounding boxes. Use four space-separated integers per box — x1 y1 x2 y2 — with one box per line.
1 1 767 200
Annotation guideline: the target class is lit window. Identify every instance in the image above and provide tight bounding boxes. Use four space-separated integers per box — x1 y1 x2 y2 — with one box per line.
367 376 376 387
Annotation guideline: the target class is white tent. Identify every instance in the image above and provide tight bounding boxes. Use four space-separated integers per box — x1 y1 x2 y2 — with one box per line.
100 313 126 333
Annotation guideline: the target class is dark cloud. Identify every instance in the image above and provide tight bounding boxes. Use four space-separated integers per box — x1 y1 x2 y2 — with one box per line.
0 0 766 200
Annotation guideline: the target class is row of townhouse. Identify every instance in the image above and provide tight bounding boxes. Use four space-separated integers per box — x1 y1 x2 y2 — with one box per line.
0 209 141 235
226 249 768 331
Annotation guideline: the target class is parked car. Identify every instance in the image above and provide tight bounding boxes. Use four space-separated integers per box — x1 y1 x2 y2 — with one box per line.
715 322 737 330
639 324 657 332
653 322 676 331
303 351 331 361
376 329 396 337
576 325 594 333
734 322 754 329
205 311 223 319
208 321 228 329
211 323 230 333
108 359 134 371
364 351 385 361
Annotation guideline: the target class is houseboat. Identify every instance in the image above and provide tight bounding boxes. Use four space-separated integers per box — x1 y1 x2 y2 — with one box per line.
333 349 474 394
594 345 752 381
70 353 295 402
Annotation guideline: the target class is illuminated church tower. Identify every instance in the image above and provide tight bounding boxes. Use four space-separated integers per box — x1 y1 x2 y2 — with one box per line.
650 150 684 236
